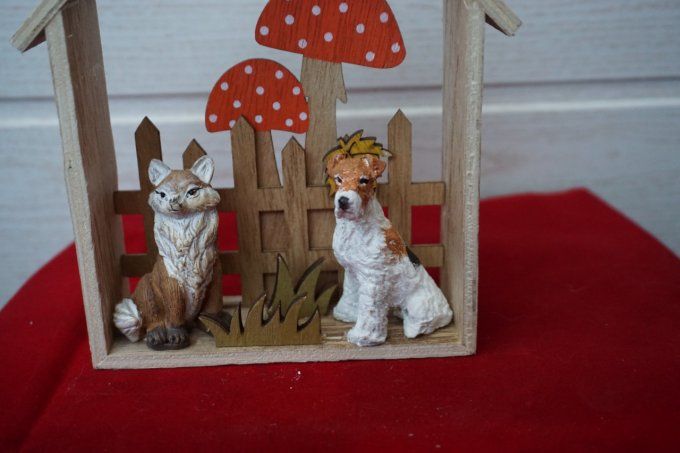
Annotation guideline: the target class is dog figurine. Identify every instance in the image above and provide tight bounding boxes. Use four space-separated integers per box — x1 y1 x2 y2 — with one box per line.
113 156 221 350
325 136 453 346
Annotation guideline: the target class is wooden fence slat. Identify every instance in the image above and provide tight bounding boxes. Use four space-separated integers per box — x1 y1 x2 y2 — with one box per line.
409 245 444 268
120 254 153 277
230 117 265 303
256 130 286 266
255 189 287 211
282 137 310 280
134 117 162 258
219 251 241 274
255 131 281 189
305 186 334 210
113 191 146 214
409 183 445 206
387 110 413 245
182 139 206 169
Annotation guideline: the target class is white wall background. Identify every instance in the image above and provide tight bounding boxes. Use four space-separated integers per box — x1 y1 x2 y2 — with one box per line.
1 0 679 308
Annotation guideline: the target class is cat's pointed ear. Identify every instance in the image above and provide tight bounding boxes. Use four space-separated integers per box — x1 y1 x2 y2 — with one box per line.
191 155 215 185
148 159 171 186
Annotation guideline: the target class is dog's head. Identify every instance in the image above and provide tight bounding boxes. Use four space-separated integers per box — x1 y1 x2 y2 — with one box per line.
325 153 387 220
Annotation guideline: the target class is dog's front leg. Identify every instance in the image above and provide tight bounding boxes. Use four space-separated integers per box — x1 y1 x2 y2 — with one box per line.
333 270 360 323
346 277 389 347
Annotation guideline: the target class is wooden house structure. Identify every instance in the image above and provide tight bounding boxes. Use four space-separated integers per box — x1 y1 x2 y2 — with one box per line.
11 0 521 369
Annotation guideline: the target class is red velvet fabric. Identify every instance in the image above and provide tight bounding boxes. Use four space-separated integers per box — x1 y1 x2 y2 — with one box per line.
1 189 678 451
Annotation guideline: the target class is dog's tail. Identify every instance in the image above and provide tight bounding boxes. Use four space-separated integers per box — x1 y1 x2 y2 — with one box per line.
113 298 143 342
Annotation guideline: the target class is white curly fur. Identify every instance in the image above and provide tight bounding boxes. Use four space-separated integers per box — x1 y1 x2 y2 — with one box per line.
332 194 453 346
154 209 218 322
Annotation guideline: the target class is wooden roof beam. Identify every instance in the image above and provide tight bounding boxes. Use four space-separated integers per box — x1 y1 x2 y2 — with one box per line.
479 0 522 36
10 0 70 52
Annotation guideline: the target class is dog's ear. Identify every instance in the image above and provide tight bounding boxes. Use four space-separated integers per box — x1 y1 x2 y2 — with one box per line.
363 155 387 179
326 152 347 176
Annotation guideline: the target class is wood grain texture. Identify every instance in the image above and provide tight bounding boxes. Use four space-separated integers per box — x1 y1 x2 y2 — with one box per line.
386 110 413 245
230 117 266 302
255 131 283 273
479 0 522 36
281 138 311 280
441 0 485 353
254 131 281 188
300 57 346 186
134 117 161 258
44 0 123 364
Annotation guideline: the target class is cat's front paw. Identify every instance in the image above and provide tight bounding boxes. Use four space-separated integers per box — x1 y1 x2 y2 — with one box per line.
166 326 189 349
145 326 167 350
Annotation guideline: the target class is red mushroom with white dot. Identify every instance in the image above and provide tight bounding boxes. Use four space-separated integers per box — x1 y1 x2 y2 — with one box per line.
205 58 310 187
255 0 406 185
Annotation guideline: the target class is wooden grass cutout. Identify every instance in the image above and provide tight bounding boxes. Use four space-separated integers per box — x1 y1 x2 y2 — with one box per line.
268 254 337 319
200 255 336 347
200 294 321 347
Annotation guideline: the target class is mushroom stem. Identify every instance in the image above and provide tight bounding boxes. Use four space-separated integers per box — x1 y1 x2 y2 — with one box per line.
300 57 347 186
255 130 281 188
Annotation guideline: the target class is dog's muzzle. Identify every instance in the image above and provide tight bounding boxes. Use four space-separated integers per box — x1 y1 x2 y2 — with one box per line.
338 196 350 211
334 190 362 219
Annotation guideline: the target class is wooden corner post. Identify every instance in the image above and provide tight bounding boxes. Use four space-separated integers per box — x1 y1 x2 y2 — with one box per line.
442 0 486 354
45 0 123 366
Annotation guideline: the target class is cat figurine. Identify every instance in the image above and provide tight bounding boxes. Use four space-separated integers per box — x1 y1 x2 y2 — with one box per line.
114 156 221 350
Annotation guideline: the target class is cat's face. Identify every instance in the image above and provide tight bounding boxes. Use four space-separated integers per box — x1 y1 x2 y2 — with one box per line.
147 156 220 217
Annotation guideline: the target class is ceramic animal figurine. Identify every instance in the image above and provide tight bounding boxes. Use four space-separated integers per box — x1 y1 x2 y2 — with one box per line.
114 156 221 350
325 133 453 346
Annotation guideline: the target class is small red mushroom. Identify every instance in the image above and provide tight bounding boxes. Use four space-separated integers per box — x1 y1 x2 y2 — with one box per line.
205 58 309 187
255 0 406 185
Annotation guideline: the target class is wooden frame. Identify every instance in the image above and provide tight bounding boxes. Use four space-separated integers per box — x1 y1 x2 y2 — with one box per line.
11 0 520 369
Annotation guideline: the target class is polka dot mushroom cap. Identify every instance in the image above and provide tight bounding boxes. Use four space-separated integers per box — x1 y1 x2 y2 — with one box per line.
256 0 406 69
205 59 309 134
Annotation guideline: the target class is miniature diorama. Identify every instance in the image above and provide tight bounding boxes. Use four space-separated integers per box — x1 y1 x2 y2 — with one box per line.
11 0 521 368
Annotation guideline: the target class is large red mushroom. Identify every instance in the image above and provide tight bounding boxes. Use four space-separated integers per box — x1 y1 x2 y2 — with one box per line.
205 58 310 187
256 0 406 186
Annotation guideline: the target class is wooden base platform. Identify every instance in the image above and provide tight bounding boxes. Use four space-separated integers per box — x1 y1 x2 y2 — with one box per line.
100 314 465 369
